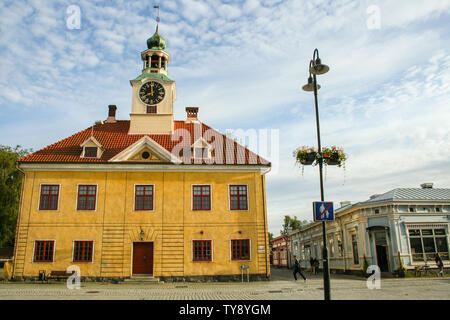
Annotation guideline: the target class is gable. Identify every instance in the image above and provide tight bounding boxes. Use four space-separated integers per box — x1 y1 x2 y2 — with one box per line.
109 135 180 163
128 147 166 162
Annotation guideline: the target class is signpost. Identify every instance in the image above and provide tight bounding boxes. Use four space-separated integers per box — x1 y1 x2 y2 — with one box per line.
313 201 334 222
240 265 250 282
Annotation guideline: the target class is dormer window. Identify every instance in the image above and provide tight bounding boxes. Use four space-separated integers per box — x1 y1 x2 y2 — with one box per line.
80 136 103 159
84 147 98 158
194 147 208 159
191 138 211 159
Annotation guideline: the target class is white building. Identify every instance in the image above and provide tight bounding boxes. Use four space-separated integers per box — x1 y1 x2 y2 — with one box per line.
290 183 450 273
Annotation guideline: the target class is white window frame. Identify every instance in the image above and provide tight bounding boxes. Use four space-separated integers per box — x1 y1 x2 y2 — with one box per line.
229 238 252 262
191 184 213 211
72 240 95 263
227 184 250 212
133 184 156 212
406 225 449 264
191 239 214 263
75 183 99 212
37 183 61 212
32 239 56 263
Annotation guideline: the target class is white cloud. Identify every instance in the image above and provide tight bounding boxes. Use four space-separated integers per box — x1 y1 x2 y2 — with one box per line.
0 0 449 237
217 4 241 20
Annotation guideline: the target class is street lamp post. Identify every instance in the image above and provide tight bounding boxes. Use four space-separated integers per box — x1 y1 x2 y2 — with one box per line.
302 48 331 300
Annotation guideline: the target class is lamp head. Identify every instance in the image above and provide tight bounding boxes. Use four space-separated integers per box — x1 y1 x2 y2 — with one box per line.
310 57 329 75
302 75 320 92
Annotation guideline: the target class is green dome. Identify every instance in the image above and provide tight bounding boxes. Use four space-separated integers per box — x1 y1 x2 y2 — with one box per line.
146 25 166 50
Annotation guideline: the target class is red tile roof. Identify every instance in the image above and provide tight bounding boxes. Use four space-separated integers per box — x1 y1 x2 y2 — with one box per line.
19 120 270 166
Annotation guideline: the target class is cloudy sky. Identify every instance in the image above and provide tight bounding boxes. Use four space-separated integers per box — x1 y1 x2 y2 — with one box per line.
1 0 449 236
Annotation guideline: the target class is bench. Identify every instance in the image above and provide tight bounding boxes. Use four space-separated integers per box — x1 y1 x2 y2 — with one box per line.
49 270 75 280
40 270 75 282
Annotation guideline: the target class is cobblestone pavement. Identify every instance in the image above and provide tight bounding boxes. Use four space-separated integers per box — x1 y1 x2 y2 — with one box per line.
1 269 449 300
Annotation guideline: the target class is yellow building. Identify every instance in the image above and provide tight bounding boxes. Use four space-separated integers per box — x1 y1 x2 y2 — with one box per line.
12 27 271 281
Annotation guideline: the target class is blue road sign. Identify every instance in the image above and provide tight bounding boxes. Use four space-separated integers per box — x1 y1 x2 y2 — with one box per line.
313 201 334 221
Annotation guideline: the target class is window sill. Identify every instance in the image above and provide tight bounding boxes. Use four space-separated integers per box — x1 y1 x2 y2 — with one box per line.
231 259 251 262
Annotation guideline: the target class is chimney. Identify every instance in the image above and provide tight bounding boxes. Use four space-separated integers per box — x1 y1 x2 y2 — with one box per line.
185 107 199 123
105 105 117 123
420 182 433 189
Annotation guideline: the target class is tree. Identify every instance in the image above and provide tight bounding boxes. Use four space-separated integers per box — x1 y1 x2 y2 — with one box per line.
268 232 273 243
280 215 309 235
0 145 31 247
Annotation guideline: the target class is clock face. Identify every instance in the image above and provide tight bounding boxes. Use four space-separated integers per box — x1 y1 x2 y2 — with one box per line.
139 81 165 105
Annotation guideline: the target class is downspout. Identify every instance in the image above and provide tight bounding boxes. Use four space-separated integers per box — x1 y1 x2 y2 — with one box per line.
261 169 270 278
338 216 347 272
12 162 26 279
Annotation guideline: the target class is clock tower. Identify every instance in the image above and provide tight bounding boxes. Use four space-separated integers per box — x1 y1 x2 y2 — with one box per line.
129 26 176 134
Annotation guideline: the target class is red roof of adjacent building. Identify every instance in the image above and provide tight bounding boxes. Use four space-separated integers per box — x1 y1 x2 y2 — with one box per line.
19 120 270 165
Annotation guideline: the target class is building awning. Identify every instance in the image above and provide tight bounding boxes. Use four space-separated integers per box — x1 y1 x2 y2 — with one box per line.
366 226 390 232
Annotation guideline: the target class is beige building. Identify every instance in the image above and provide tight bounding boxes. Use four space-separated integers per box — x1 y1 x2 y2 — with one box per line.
290 183 450 274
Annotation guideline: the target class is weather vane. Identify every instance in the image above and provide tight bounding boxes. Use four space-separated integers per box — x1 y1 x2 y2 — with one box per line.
154 5 160 23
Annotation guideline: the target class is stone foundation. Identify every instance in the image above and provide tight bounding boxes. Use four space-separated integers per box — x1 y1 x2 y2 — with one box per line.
159 274 269 283
12 274 270 283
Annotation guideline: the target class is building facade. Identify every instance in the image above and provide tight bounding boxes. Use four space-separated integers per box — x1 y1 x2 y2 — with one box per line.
271 235 290 268
289 183 450 273
12 27 271 281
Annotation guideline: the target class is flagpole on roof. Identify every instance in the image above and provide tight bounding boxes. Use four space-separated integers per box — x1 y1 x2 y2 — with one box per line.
154 5 160 26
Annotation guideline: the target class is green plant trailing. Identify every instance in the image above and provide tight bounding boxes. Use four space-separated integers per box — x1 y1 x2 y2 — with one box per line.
293 146 317 165
321 146 347 168
293 145 347 172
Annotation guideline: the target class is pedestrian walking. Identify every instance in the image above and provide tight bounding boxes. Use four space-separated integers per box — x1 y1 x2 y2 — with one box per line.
315 258 320 274
435 253 444 276
310 257 315 275
293 255 307 282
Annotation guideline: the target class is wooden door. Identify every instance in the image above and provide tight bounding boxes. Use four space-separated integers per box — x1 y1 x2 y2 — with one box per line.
133 242 153 275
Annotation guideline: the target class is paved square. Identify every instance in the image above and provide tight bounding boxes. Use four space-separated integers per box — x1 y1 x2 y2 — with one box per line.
1 269 449 300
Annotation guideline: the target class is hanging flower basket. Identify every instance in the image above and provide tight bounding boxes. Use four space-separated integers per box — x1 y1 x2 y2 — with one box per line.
322 146 347 168
293 146 317 166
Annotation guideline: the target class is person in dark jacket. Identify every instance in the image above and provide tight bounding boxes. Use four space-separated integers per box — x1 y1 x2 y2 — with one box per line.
293 255 307 282
435 253 444 277
310 257 315 274
314 258 320 274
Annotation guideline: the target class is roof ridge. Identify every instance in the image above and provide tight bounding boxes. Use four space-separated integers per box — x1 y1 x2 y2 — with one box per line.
18 120 271 165
19 125 94 162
